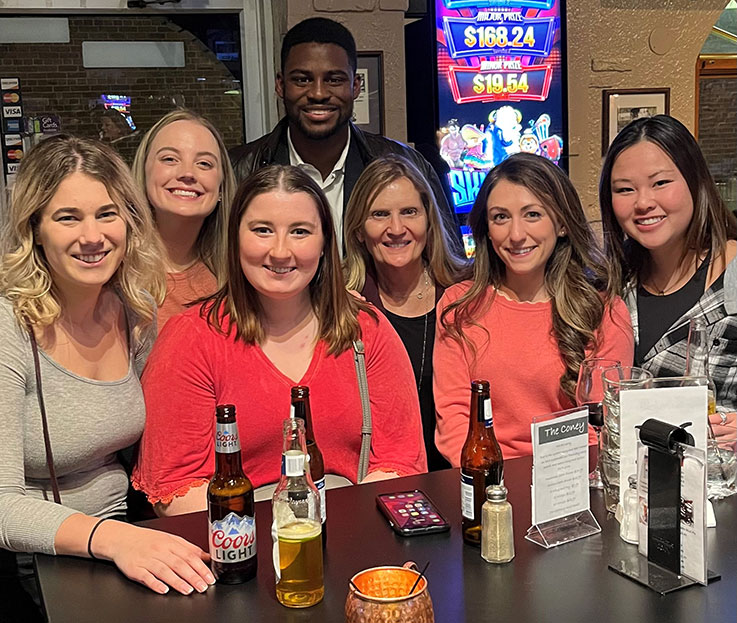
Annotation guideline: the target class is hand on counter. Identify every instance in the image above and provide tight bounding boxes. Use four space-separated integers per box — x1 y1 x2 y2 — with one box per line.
92 520 215 595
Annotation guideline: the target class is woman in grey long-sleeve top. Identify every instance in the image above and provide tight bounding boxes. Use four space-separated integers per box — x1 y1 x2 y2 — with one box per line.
0 135 215 609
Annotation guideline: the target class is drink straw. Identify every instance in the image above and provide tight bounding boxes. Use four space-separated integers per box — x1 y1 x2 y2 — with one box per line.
408 561 430 595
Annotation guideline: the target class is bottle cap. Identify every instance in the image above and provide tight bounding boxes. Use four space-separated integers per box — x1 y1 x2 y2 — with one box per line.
485 484 507 501
471 379 490 393
291 385 309 399
215 404 236 418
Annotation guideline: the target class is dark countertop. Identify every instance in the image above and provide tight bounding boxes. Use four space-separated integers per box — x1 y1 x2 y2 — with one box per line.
35 456 737 622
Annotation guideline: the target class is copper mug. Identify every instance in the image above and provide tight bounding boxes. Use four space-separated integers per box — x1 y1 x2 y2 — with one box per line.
345 561 434 623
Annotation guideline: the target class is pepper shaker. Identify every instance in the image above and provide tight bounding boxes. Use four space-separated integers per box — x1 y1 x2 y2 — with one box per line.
481 485 514 563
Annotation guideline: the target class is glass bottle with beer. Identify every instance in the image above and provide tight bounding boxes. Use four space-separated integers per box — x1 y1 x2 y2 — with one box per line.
207 404 257 583
460 380 504 547
272 418 324 608
290 386 327 545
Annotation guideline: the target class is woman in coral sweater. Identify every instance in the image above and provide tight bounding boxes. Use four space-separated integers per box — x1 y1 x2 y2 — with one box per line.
134 166 426 515
434 153 634 464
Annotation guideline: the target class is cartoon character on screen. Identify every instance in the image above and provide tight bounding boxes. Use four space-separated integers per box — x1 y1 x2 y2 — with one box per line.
486 106 522 167
439 119 466 170
459 124 493 171
518 128 540 155
533 114 564 165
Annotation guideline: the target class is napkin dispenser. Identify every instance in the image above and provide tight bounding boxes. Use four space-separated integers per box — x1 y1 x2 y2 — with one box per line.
637 418 694 574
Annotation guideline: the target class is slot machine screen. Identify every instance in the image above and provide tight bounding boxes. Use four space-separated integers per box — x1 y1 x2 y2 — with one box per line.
435 0 567 256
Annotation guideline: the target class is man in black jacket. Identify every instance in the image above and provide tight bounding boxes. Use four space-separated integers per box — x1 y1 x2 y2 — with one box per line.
229 17 460 251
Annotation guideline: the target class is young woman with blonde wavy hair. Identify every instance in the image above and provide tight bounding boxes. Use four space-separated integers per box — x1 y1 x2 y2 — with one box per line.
133 165 426 515
0 135 215 609
434 153 634 464
132 108 236 330
343 154 467 470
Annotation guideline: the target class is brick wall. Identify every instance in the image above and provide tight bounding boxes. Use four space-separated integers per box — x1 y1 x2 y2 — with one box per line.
0 15 244 164
698 77 737 181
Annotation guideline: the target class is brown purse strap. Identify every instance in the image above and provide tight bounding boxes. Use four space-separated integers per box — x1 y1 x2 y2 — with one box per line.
26 321 61 505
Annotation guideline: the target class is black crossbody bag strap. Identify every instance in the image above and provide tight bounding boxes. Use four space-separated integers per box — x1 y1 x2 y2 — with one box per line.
26 321 61 505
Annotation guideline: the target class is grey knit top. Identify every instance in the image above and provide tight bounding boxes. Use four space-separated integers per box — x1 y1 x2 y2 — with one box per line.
0 296 154 555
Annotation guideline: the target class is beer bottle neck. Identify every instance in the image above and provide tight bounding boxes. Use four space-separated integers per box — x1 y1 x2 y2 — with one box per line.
469 392 494 435
292 399 316 443
214 419 245 477
215 449 245 478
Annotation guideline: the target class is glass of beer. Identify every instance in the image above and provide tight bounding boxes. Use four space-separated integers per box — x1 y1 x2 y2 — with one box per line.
275 518 324 607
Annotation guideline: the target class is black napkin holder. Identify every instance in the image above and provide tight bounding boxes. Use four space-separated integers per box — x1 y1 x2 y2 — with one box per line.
639 418 693 573
609 418 720 594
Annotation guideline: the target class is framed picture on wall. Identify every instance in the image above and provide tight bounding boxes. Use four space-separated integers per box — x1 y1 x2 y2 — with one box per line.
602 88 670 155
354 52 384 135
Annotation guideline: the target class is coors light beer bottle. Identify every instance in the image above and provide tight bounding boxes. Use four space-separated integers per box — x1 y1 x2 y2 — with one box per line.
290 386 327 545
208 404 257 584
460 380 503 546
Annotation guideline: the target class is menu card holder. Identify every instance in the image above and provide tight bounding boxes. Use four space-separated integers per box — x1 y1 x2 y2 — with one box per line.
609 419 720 594
526 408 601 549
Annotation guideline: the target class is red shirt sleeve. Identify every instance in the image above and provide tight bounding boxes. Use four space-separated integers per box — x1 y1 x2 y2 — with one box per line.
361 311 428 476
132 310 217 504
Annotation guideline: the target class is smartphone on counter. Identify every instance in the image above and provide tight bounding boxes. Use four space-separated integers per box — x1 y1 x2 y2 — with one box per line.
376 490 450 536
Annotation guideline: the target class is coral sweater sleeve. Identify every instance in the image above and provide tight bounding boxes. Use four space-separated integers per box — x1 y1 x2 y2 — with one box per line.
594 296 635 370
433 289 476 468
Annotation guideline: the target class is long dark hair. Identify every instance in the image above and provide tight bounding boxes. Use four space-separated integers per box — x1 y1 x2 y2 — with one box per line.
441 153 613 401
599 114 737 291
202 165 374 354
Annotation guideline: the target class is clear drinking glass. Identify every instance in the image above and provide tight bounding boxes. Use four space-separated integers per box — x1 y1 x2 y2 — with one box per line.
708 412 736 500
601 366 653 513
575 358 621 489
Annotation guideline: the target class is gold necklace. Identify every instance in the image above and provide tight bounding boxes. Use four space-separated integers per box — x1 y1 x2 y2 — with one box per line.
647 252 707 296
416 268 431 300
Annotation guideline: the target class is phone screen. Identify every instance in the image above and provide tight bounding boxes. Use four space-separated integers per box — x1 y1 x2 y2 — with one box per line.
376 490 450 536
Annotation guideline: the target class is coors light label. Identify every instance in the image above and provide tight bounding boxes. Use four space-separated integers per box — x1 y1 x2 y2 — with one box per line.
215 422 240 453
209 512 257 564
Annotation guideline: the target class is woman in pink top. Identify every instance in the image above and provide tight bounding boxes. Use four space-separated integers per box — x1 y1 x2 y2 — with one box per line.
132 109 236 331
133 166 426 516
434 153 634 464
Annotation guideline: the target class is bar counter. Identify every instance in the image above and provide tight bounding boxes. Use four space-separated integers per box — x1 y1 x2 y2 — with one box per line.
35 456 736 622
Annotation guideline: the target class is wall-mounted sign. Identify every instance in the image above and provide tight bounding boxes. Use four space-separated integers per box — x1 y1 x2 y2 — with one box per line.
1 77 23 182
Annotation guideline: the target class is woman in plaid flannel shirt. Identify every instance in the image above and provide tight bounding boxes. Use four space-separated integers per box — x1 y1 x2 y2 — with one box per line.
599 114 737 441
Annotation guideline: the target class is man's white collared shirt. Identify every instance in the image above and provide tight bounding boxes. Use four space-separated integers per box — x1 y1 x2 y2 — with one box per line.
287 129 351 254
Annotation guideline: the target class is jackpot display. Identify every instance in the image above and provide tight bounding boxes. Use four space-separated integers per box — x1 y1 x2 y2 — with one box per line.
435 0 566 217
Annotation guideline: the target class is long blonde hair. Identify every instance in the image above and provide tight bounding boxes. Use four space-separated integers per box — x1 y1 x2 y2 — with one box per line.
203 165 376 354
343 154 467 291
441 153 614 402
0 134 166 332
131 108 235 283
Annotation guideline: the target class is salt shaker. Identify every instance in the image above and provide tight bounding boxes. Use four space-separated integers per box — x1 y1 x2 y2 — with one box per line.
481 485 514 563
619 474 639 545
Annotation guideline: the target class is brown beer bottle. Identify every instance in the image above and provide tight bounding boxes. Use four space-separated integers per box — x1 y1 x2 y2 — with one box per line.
460 380 503 547
208 404 257 583
290 386 327 546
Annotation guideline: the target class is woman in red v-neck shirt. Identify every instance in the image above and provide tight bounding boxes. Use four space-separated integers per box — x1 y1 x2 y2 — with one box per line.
133 166 426 516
